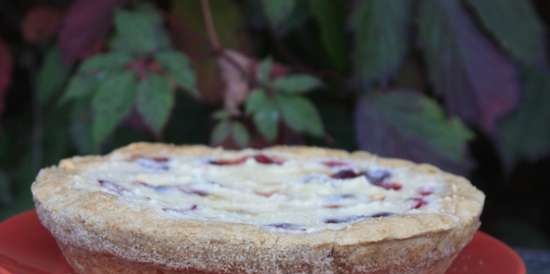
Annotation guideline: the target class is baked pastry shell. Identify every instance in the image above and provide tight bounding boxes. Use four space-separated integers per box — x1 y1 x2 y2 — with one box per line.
32 143 485 274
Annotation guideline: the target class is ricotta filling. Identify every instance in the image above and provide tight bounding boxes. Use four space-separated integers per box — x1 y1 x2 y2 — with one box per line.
71 152 446 233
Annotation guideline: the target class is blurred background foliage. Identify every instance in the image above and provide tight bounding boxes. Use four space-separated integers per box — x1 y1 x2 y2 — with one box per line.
0 0 550 248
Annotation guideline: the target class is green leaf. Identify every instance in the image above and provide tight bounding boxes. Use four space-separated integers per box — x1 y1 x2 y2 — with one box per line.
245 89 269 114
309 0 346 70
231 121 250 148
257 58 272 84
211 120 231 145
261 0 295 29
91 70 137 145
253 100 279 142
70 101 98 154
79 52 133 74
272 74 322 94
466 0 546 65
36 46 70 105
155 50 196 95
351 0 412 86
355 90 474 173
112 7 170 53
276 95 324 137
59 75 98 104
497 67 550 167
136 74 174 134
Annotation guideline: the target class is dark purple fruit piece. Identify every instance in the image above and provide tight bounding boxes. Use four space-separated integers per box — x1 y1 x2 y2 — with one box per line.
364 169 391 184
324 215 367 224
330 169 363 179
98 180 128 195
370 212 393 218
265 223 306 231
135 157 170 171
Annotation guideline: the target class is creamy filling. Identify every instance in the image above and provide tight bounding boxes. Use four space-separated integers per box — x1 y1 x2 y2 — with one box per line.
71 152 446 233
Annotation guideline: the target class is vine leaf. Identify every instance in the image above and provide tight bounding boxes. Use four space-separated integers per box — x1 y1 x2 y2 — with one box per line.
308 0 346 70
111 6 171 54
355 90 474 174
418 0 520 133
246 90 280 142
136 74 174 135
466 0 546 65
155 50 196 96
36 46 70 105
351 0 412 86
91 70 137 145
276 95 323 137
272 74 322 94
211 120 231 146
231 121 250 148
58 0 127 63
79 52 133 73
497 67 550 168
260 0 295 30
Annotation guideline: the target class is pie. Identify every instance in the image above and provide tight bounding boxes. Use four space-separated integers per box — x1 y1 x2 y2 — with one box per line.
31 143 485 274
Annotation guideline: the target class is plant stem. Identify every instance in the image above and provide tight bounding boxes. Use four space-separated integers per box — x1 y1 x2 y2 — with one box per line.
200 0 221 53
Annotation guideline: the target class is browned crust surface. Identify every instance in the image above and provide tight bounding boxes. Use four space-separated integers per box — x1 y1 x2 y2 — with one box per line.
32 143 485 274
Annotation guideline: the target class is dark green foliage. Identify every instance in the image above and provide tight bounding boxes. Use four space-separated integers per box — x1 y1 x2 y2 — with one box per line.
91 70 137 144
467 0 546 65
355 90 473 173
497 67 550 167
351 0 412 86
136 74 174 135
418 0 519 132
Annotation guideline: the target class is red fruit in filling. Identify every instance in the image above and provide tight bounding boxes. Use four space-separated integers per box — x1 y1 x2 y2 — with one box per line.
253 154 284 165
419 190 433 196
380 181 402 191
411 198 428 209
322 160 348 168
330 169 363 179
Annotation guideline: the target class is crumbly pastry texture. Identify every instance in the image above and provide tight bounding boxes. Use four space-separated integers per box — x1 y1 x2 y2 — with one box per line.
31 143 485 274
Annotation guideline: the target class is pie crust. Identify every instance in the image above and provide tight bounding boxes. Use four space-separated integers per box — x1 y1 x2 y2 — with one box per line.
31 143 485 274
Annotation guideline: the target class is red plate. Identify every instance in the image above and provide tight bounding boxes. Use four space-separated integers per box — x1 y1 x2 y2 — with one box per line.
0 210 526 274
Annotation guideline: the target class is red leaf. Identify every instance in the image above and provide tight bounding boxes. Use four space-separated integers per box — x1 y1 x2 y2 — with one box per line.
57 0 127 64
418 0 520 133
0 39 12 115
22 6 63 44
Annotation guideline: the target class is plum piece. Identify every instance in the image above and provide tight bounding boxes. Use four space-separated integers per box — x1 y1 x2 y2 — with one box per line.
370 212 393 218
253 154 285 165
321 160 348 168
134 156 170 171
98 180 128 195
330 169 363 179
364 169 391 184
265 223 306 231
324 215 367 224
411 198 428 209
